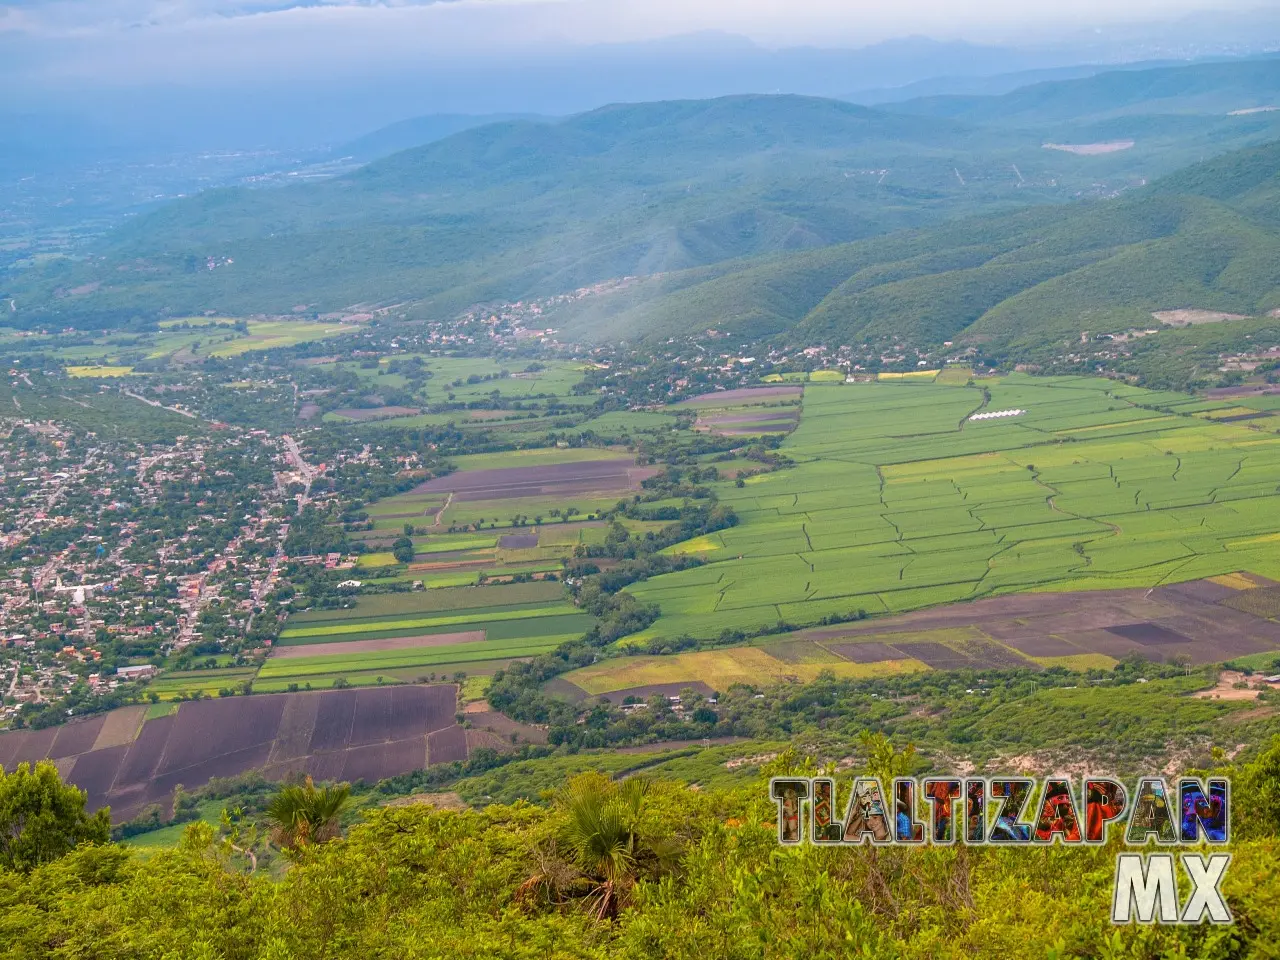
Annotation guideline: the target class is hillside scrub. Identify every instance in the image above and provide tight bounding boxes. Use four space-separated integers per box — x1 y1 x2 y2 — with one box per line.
3 743 1280 957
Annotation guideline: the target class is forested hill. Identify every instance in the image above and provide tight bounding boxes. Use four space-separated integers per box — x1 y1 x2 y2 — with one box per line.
7 55 1280 331
891 55 1280 125
541 138 1280 354
3 95 1047 327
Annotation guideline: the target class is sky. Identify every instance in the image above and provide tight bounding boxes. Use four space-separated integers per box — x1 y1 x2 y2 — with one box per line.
2 0 1277 149
3 0 1275 90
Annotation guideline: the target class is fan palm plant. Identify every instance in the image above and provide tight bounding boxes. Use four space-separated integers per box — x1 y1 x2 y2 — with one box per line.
529 773 677 921
265 777 351 850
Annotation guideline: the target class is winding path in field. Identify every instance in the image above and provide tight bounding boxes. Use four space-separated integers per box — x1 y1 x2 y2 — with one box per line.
432 492 454 527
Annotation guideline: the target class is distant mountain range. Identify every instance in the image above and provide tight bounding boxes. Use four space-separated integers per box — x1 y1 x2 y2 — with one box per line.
5 56 1280 355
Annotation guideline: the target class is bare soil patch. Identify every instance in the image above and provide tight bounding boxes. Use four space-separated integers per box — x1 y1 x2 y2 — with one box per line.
677 386 803 406
49 715 107 759
383 791 468 810
1043 140 1134 155
1193 671 1263 701
1000 634 1081 657
894 642 976 669
785 578 1280 669
700 410 801 426
1106 623 1192 646
0 685 465 822
427 725 468 763
466 710 548 744
824 641 904 663
1153 309 1250 326
413 459 657 502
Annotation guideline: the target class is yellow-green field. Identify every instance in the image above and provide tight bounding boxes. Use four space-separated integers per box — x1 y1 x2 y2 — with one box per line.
65 365 133 377
565 646 927 694
205 320 354 357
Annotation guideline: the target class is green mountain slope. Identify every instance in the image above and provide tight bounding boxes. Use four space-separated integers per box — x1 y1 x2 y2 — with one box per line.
11 77 1279 330
547 139 1280 353
7 59 1280 334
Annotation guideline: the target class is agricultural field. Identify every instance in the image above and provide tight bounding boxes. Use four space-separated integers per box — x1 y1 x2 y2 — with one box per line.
65 365 134 378
0 685 538 822
263 582 593 691
560 573 1280 698
683 384 803 437
316 357 595 431
367 446 654 534
34 318 361 370
143 668 258 701
618 373 1280 649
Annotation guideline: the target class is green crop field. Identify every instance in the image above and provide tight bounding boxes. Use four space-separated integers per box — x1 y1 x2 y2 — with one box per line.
258 633 583 683
626 373 1280 643
445 446 631 472
279 604 580 640
287 581 564 624
204 320 355 357
146 667 258 700
267 574 593 688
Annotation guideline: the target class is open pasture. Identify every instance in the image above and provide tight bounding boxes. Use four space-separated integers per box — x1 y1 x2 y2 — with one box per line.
416 358 588 404
630 374 1280 643
0 686 469 821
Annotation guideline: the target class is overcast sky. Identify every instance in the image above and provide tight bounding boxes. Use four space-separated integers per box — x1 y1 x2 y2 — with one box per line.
3 0 1274 90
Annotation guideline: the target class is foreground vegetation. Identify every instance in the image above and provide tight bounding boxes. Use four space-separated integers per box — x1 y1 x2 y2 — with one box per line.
4 734 1280 957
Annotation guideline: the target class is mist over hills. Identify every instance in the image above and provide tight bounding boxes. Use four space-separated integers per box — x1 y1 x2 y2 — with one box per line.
1 95 1059 325
546 140 1280 354
1 34 1073 155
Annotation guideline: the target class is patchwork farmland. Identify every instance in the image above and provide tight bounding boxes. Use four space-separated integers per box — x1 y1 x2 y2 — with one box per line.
0 685 546 822
316 357 607 437
264 581 592 691
517 372 1280 697
625 374 1280 642
361 446 657 539
682 384 804 437
559 574 1280 698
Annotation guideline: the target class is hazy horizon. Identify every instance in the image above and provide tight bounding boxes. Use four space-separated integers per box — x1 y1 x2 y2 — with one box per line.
2 2 1279 154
